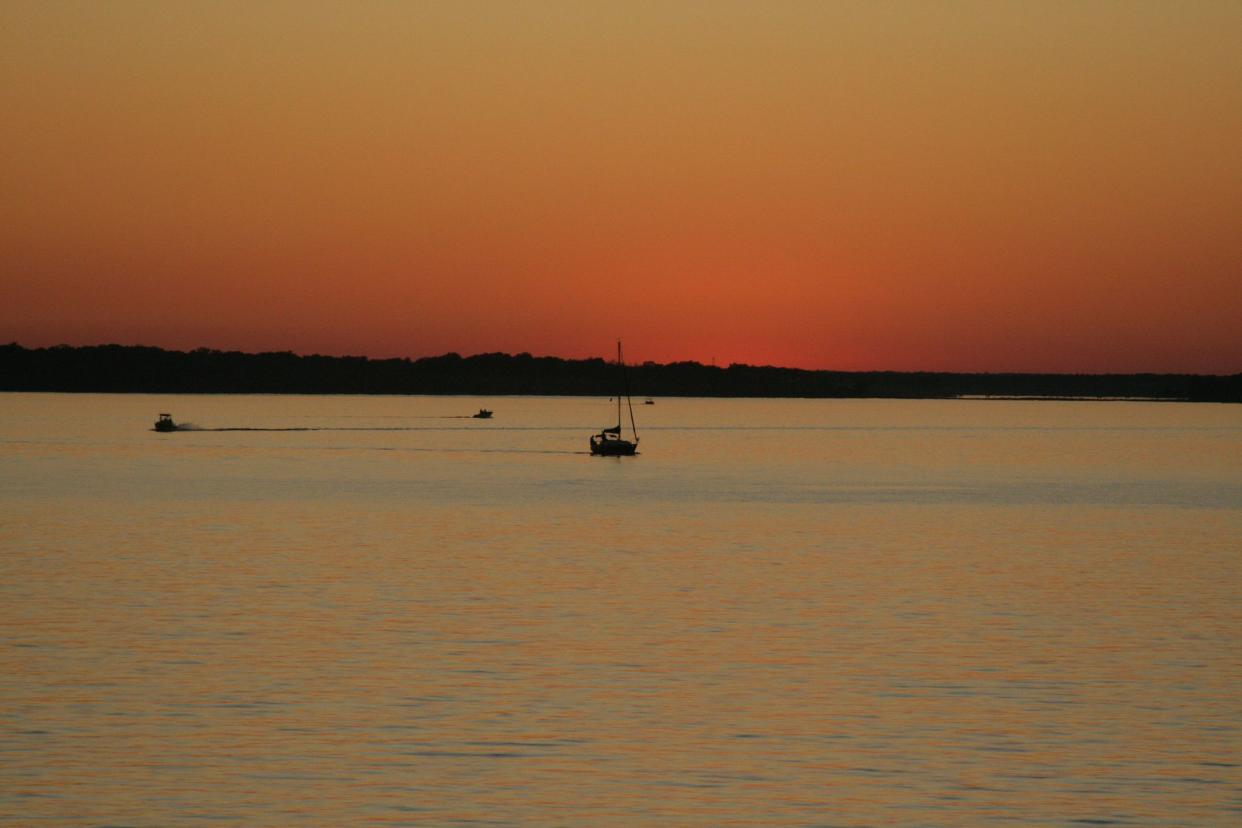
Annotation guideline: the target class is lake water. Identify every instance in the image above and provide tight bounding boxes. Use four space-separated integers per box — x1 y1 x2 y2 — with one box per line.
2 393 1239 826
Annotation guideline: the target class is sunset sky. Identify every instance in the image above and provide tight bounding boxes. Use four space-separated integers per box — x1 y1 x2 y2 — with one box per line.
3 2 1240 372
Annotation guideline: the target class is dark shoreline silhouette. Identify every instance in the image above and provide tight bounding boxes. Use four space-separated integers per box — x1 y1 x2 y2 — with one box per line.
2 343 1239 402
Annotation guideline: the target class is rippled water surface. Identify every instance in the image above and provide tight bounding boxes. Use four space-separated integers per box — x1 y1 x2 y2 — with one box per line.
2 393 1240 826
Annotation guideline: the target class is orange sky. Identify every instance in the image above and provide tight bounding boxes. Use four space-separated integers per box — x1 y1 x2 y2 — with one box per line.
3 2 1240 372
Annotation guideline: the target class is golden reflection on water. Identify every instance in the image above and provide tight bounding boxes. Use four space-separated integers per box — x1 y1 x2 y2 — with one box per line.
2 394 1240 825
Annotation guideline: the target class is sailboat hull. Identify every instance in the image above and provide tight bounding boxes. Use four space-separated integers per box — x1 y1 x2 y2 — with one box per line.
590 436 637 456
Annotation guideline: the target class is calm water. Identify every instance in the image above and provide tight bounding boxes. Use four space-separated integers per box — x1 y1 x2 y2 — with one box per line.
2 393 1239 826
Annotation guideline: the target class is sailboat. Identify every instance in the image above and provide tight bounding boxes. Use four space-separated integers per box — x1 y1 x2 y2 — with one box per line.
590 341 639 456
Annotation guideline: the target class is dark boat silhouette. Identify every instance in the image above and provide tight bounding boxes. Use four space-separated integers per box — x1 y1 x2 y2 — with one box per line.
590 341 639 456
473 409 493 419
153 413 177 432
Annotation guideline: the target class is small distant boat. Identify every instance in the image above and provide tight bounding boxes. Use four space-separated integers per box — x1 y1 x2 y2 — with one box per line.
153 413 177 432
473 409 493 419
590 341 639 456
644 398 655 405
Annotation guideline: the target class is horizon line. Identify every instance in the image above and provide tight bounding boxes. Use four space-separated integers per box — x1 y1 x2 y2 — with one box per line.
6 341 1238 379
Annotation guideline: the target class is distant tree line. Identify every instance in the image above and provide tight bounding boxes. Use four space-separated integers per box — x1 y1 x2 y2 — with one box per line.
2 343 1239 402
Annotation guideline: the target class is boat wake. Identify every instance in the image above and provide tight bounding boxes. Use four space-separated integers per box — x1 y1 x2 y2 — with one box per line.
172 418 488 431
178 425 472 432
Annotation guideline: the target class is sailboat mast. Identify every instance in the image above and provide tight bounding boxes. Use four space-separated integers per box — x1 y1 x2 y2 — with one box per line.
616 340 623 430
619 340 638 444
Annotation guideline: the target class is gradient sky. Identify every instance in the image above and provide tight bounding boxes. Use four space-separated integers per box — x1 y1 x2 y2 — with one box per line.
3 2 1240 372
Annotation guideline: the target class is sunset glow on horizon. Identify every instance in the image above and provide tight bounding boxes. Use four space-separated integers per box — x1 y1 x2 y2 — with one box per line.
3 2 1240 373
